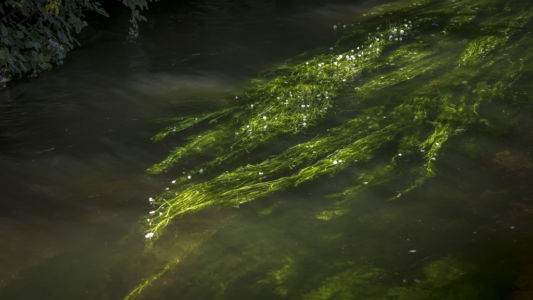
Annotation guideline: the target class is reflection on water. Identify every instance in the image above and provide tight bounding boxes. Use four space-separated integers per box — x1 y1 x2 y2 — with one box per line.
2 0 533 299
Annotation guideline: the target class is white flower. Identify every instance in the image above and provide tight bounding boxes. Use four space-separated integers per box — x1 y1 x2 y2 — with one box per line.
145 232 154 239
148 197 155 202
333 160 338 165
263 116 267 120
187 175 192 180
149 210 156 215
258 171 264 175
171 180 176 184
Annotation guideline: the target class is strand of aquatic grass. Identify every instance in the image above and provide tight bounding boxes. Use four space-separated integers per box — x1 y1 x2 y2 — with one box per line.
187 45 440 176
149 0 524 179
145 28 462 228
124 229 219 300
147 21 417 175
230 12 533 222
151 107 237 142
124 260 180 300
145 44 455 226
149 38 449 190
146 126 401 240
143 42 450 237
145 103 428 240
144 0 533 242
146 16 533 240
342 13 533 198
149 105 391 207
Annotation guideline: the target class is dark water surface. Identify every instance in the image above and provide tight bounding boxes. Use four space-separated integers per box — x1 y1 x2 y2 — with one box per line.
2 0 533 299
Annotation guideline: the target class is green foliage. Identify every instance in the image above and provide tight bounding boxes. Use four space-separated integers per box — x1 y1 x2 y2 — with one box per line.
0 0 157 86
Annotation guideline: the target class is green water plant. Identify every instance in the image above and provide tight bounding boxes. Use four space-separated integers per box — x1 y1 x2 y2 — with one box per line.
128 0 533 298
144 0 533 242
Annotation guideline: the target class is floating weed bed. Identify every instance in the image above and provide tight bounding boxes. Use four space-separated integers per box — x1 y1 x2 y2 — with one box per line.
126 0 533 298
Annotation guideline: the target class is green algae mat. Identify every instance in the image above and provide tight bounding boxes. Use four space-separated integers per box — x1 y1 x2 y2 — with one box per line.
127 0 533 298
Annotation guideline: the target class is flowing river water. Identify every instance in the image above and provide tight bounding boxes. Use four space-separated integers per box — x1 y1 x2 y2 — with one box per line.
1 0 533 299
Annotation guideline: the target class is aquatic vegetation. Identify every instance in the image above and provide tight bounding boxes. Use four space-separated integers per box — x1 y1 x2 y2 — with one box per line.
303 266 388 299
126 0 533 298
302 258 469 300
144 0 533 241
145 18 421 240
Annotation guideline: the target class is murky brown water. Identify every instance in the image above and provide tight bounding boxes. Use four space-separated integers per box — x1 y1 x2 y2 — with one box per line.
2 0 533 299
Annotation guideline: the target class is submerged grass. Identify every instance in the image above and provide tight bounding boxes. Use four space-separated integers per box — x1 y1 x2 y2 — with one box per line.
126 0 533 298
144 0 532 241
